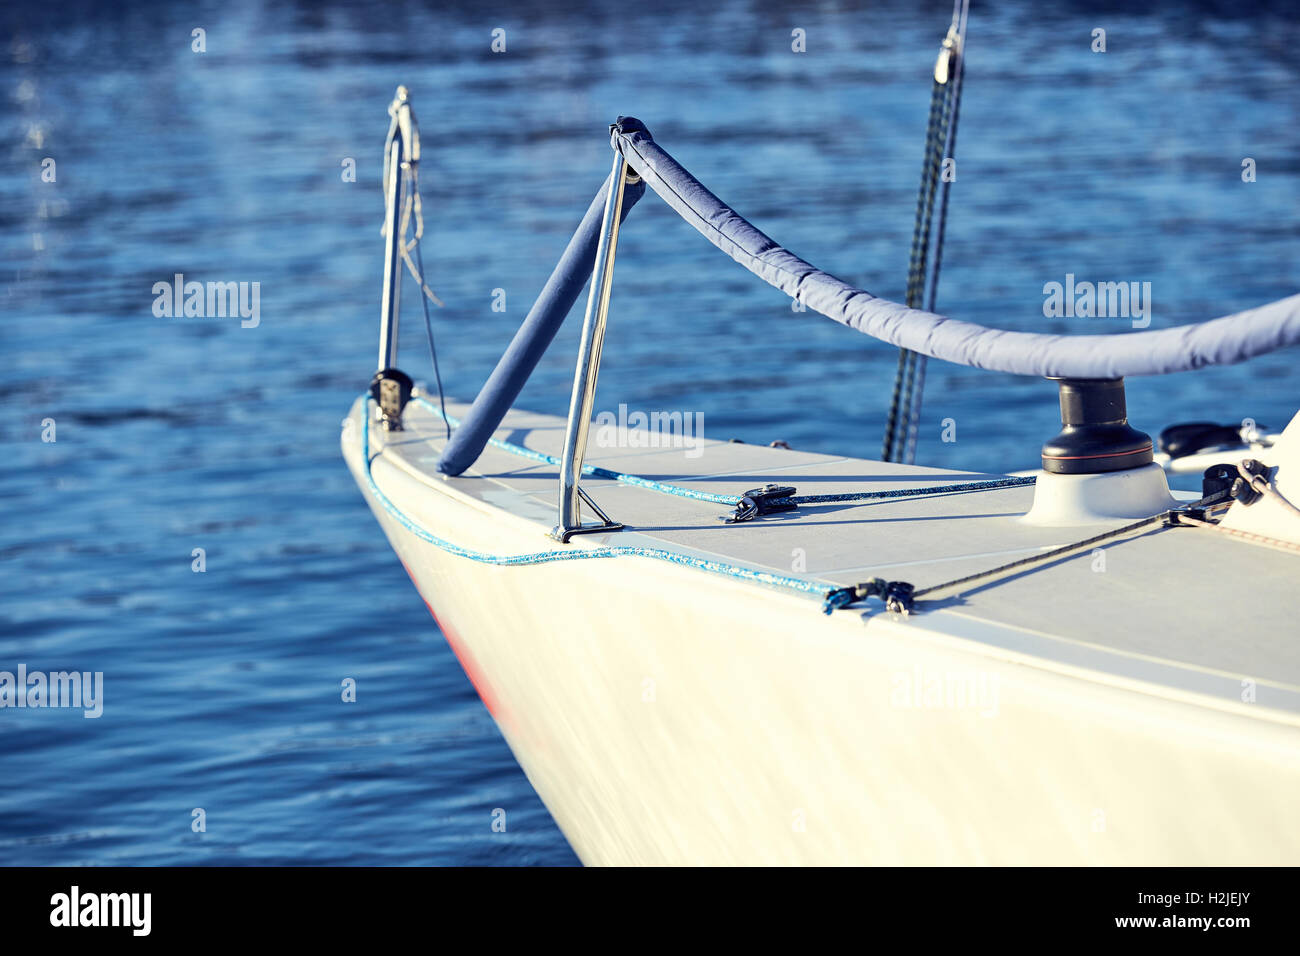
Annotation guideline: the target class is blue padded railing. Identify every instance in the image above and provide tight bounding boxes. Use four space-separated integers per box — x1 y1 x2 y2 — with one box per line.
609 117 1300 380
437 116 1300 477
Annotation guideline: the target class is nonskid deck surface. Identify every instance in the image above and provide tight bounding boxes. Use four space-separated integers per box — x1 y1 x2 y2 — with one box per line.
376 396 1300 711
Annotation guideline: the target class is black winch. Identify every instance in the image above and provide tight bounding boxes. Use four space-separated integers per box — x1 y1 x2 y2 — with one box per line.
1040 378 1153 474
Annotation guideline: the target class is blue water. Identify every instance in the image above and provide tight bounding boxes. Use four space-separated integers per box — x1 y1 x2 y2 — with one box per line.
1 0 1296 865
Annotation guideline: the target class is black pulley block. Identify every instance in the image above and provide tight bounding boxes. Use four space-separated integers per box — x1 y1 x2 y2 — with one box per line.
369 367 414 431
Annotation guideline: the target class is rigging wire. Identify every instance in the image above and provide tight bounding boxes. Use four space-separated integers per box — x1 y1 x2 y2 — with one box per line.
407 168 451 441
883 0 969 465
904 0 969 465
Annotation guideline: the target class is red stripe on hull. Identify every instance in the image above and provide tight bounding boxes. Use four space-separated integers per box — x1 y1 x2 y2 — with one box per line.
399 560 505 722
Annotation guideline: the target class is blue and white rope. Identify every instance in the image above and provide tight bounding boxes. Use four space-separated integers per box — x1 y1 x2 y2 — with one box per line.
361 403 837 604
386 396 1036 612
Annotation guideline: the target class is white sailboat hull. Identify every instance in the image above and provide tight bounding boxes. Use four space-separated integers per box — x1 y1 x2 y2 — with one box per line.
344 397 1300 866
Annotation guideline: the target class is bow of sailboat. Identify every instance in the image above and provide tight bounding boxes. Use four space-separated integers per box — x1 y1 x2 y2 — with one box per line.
340 22 1300 861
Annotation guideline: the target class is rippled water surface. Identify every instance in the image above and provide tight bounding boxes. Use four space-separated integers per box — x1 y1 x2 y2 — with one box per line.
1 0 1296 864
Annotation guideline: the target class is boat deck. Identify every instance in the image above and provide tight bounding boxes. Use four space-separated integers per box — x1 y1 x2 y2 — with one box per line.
379 395 1300 716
